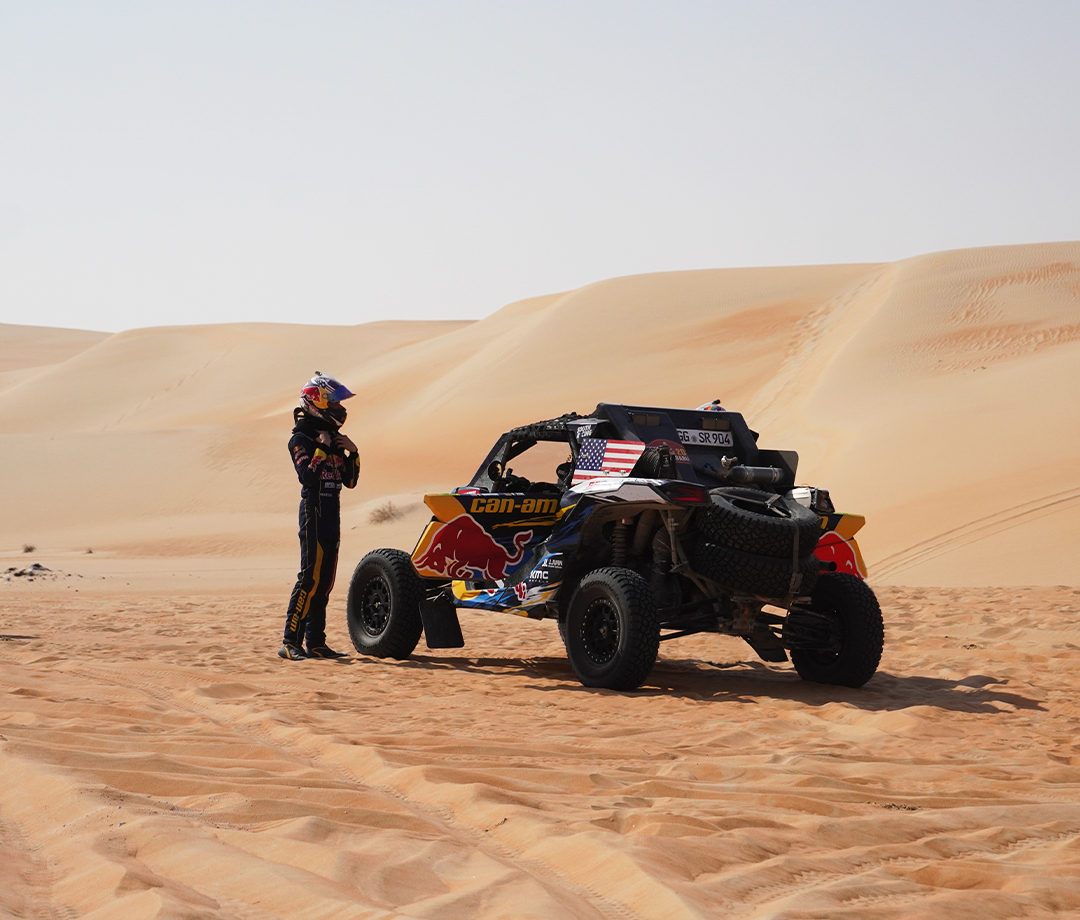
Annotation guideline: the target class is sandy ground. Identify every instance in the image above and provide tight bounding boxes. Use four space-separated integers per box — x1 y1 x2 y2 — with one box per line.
2 576 1079 920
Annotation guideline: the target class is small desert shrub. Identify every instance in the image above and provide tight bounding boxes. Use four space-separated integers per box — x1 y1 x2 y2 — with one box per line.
22 544 34 553
368 500 404 525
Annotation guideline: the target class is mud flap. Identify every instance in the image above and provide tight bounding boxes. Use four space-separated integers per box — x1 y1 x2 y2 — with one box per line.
420 596 464 649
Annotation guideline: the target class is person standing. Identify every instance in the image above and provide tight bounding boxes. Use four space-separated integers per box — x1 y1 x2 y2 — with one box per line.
279 373 360 660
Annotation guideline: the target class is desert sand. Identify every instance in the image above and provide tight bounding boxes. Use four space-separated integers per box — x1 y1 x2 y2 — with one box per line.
2 241 1080 917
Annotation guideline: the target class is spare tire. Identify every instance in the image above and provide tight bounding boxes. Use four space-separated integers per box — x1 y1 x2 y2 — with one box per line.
696 488 822 559
691 541 819 599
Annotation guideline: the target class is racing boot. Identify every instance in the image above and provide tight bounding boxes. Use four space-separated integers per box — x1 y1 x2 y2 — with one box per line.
278 643 308 660
307 645 347 659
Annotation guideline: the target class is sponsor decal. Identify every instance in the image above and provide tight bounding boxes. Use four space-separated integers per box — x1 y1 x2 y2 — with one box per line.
413 514 534 580
814 532 866 579
646 438 691 464
527 554 563 585
468 496 558 515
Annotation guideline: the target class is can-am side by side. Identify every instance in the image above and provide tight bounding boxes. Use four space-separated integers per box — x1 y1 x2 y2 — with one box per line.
347 403 883 691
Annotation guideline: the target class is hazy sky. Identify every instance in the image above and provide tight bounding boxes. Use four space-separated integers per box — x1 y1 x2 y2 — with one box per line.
2 1 1078 332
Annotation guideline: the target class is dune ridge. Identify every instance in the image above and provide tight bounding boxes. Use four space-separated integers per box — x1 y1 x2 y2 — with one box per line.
3 241 1078 584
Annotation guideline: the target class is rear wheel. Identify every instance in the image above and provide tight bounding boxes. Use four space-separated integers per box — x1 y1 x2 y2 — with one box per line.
563 568 660 691
790 573 883 687
347 549 424 659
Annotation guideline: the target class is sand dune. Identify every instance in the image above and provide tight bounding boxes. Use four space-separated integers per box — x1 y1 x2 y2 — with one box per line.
3 241 1079 583
2 242 1080 917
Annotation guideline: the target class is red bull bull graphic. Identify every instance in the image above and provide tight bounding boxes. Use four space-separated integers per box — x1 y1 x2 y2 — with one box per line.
814 532 866 578
813 513 868 580
413 514 533 580
411 492 560 581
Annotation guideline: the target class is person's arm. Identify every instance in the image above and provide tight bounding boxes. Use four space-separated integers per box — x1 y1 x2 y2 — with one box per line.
289 431 327 488
335 432 361 488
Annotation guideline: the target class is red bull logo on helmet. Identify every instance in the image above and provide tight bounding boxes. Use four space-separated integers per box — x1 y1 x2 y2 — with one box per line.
301 375 354 410
413 514 533 580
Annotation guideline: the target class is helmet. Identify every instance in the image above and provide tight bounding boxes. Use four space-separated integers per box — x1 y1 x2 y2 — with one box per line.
300 372 354 428
696 399 725 411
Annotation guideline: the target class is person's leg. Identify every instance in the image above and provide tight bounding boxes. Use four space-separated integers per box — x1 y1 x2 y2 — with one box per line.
282 499 320 655
305 503 342 654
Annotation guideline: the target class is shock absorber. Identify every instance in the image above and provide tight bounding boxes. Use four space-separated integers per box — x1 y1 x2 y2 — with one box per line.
650 524 673 606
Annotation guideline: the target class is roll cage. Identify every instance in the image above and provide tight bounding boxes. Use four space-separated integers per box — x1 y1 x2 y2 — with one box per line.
466 403 800 492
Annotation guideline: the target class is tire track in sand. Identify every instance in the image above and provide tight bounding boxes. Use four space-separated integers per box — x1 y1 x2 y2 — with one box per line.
872 486 1080 579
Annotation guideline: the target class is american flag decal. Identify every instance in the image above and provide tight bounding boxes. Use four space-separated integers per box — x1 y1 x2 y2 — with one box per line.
571 439 647 485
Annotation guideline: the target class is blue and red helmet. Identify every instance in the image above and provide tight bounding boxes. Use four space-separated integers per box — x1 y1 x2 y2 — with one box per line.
300 372 354 427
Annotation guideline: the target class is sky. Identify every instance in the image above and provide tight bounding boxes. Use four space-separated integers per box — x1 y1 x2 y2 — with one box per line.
1 1 1078 333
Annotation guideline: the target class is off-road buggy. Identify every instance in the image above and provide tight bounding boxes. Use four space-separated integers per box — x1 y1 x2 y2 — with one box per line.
347 403 884 691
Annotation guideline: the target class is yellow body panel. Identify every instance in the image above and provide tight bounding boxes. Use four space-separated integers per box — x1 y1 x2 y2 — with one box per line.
424 493 469 522
832 514 865 540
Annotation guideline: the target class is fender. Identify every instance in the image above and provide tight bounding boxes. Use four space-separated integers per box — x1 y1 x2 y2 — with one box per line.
814 513 867 579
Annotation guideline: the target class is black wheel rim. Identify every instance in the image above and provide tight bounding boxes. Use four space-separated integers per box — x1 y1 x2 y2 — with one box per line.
580 596 621 665
360 574 391 636
800 608 843 663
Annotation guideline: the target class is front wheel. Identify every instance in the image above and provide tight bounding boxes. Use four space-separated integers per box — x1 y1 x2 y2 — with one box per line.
790 573 883 687
347 548 424 659
563 568 660 691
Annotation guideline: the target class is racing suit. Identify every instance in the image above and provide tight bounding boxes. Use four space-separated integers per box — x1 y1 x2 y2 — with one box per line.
283 410 360 650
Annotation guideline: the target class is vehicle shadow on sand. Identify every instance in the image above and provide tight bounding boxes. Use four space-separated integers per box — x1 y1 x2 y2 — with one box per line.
403 652 1044 714
642 658 1045 713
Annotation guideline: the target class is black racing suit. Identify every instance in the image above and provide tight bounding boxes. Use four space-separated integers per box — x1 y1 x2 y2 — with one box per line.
283 410 360 650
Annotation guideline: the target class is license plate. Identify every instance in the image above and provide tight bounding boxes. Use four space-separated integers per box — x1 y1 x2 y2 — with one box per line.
677 428 733 447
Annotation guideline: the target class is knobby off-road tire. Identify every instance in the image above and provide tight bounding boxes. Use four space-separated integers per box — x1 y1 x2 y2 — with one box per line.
347 548 424 659
697 488 822 559
691 541 820 599
790 572 883 688
563 567 660 691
